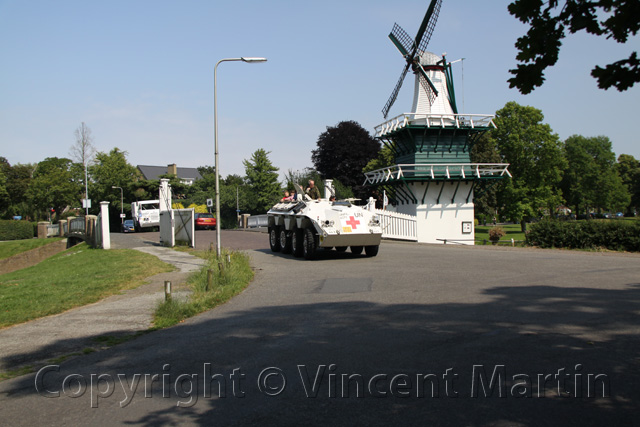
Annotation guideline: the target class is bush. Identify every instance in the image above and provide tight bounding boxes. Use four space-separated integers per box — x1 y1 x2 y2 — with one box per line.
0 220 35 240
526 219 640 252
489 226 506 242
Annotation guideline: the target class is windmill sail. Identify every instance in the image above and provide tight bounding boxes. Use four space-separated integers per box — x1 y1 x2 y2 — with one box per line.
382 0 443 118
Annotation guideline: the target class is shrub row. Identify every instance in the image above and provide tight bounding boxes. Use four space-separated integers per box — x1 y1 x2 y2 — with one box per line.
526 220 640 252
0 220 36 241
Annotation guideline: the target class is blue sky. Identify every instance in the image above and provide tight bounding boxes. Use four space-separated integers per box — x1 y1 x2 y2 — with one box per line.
1 0 638 180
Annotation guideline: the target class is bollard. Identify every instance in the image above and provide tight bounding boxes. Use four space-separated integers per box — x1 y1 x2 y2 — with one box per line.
164 281 171 301
511 238 515 247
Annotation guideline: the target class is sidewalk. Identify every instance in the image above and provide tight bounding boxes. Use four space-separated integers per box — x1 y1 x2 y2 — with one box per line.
0 241 206 374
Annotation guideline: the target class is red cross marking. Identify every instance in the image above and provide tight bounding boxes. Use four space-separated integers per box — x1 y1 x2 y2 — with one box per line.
345 216 360 230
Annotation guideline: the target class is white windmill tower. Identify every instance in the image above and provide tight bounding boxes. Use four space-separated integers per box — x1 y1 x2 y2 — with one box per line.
366 0 511 244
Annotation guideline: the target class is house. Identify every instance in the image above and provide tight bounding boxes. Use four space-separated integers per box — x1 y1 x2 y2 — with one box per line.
137 164 202 186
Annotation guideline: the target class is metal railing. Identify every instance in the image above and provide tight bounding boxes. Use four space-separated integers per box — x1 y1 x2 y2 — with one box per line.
247 214 269 228
375 113 496 137
364 163 511 185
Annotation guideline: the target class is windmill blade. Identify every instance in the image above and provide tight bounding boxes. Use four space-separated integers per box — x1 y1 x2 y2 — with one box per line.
388 23 414 58
382 65 411 118
416 64 438 105
415 0 442 53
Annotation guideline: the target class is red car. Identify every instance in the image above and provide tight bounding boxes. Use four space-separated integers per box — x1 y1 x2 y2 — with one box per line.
195 213 216 230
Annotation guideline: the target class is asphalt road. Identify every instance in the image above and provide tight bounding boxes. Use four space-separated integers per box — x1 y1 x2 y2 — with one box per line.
1 231 639 426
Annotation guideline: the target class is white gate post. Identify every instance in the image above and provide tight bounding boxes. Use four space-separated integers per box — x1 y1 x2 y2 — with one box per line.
100 201 111 249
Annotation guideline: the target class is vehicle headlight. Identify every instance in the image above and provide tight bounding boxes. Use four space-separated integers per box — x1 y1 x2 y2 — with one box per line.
322 220 334 227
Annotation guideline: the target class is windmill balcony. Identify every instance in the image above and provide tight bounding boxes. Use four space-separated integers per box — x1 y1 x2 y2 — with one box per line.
363 163 511 185
375 113 496 138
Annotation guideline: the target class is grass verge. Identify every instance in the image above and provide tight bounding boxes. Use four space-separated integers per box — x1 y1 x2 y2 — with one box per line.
154 249 254 329
0 243 174 328
475 224 526 245
0 238 63 260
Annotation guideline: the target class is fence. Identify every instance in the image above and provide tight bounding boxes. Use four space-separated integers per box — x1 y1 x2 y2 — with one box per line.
372 208 418 241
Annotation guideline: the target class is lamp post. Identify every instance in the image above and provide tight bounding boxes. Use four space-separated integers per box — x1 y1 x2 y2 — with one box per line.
112 186 123 227
214 57 267 258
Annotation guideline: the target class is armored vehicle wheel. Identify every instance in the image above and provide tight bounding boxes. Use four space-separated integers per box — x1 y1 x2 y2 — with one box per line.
365 245 379 257
350 245 363 255
291 228 304 257
280 228 292 254
269 226 281 252
303 228 317 260
335 246 348 252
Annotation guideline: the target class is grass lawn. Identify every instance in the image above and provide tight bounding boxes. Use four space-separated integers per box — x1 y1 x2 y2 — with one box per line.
475 224 526 244
0 243 174 328
0 238 63 260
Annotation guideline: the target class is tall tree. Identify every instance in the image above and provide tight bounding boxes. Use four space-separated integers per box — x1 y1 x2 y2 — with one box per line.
243 149 281 214
70 122 96 215
508 0 640 93
27 157 81 220
311 121 380 198
562 135 630 214
616 154 640 214
492 102 566 229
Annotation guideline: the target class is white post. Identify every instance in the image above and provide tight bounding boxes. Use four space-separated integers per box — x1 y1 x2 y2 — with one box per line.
100 201 111 250
159 178 172 212
367 197 376 212
323 179 334 199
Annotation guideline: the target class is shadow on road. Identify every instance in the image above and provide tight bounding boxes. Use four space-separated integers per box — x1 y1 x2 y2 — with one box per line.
3 282 639 424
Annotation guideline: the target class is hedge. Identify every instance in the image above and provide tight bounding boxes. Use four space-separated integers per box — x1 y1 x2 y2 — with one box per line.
0 220 36 241
526 219 640 252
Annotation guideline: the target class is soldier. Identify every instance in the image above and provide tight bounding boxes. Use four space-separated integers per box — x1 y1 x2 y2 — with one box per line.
305 180 321 200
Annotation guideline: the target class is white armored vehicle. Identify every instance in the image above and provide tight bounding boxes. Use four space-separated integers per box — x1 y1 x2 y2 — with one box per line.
267 185 382 259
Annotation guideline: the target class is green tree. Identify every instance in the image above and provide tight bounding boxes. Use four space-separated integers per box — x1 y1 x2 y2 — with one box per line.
616 154 640 214
362 146 395 174
1 161 36 219
492 102 566 229
0 166 10 215
311 120 381 198
27 157 82 220
243 149 281 214
219 174 256 228
89 148 140 221
470 133 502 223
508 0 640 93
561 135 630 215
187 166 217 206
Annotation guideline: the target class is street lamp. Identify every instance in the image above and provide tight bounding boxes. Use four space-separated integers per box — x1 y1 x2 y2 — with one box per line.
112 186 123 227
214 57 267 258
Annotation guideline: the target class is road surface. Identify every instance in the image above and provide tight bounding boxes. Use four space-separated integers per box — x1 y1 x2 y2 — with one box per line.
1 231 639 425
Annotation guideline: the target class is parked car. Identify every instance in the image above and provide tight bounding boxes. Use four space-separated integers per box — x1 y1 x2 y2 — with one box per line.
122 219 135 233
195 213 216 230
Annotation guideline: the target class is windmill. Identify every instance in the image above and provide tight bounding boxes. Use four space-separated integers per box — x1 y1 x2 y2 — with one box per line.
365 0 510 245
382 0 457 119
